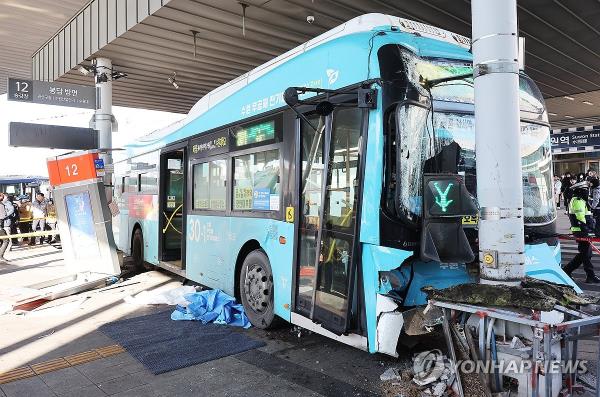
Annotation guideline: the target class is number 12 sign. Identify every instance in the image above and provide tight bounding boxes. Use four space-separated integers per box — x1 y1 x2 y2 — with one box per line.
47 152 103 186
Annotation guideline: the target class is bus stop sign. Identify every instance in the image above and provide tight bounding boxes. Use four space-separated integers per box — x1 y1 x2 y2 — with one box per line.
7 78 97 109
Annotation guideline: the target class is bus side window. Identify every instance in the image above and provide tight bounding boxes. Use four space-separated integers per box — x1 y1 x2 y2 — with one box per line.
192 160 227 211
233 149 280 211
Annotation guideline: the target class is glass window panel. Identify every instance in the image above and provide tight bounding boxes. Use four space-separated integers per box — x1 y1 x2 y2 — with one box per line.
314 232 352 320
324 108 361 230
193 160 226 211
193 163 210 209
233 149 280 211
209 160 227 210
296 115 326 315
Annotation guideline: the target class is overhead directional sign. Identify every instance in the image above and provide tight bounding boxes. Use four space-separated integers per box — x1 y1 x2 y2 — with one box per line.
7 78 97 109
9 122 98 150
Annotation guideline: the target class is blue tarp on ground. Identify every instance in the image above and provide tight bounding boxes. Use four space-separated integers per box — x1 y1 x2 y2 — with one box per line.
171 289 252 328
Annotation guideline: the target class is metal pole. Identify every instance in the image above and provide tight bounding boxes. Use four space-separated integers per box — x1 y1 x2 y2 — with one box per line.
95 57 114 200
472 0 524 285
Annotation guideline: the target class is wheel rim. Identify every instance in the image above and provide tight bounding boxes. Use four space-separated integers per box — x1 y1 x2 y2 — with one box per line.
244 263 272 313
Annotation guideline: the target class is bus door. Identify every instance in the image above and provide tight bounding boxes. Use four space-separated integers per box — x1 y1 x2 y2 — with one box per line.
159 147 186 268
295 107 363 334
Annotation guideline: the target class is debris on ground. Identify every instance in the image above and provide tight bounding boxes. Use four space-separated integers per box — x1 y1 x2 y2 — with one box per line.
381 369 421 397
124 285 196 306
460 372 490 397
403 305 445 336
579 372 598 390
380 367 402 381
380 351 458 396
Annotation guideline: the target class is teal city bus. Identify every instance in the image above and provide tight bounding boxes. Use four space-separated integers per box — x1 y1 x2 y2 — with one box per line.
112 14 570 356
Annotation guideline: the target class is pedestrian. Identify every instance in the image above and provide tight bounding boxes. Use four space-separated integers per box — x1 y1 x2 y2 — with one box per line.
553 175 562 209
562 173 574 214
18 196 32 245
46 198 58 244
0 196 8 262
1 193 15 252
563 181 600 283
590 177 600 236
30 192 48 245
7 195 19 245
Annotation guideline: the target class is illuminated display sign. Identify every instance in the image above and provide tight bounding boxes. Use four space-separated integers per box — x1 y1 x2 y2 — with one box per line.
420 174 478 263
423 177 473 217
189 130 229 159
235 120 275 147
429 181 457 215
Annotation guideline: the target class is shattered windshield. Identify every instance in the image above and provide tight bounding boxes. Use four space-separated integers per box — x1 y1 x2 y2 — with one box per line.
394 51 555 226
402 51 546 117
396 107 555 225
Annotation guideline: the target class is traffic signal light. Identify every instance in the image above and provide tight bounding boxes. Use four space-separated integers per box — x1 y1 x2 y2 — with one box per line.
420 174 478 263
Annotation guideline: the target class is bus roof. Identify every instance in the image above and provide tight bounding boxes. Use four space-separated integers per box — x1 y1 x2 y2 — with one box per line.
124 13 472 157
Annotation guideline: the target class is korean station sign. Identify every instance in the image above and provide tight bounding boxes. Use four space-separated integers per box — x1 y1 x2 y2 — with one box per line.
551 128 600 150
7 78 97 109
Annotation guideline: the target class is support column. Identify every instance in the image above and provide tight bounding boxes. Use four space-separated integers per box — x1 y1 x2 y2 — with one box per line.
472 0 524 285
94 57 114 199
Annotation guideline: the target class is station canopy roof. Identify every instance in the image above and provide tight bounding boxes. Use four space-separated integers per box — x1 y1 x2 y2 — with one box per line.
1 0 600 127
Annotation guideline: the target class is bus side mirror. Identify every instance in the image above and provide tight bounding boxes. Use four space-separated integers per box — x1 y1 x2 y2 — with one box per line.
284 87 299 107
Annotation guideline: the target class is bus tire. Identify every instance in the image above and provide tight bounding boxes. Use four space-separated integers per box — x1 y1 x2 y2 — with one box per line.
239 249 277 329
132 228 152 271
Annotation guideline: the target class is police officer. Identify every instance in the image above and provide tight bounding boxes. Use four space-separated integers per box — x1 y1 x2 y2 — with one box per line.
563 181 600 283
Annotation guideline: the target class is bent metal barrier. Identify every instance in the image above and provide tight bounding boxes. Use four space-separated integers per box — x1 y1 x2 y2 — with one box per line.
432 299 600 397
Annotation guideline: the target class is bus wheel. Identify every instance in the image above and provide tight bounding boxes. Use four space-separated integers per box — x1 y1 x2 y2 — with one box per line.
240 250 276 329
132 229 152 271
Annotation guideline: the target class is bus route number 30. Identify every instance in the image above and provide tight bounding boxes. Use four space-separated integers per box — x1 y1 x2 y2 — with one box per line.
188 219 219 243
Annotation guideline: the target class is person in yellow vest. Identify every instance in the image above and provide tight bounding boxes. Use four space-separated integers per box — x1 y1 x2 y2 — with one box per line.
563 181 600 283
46 199 58 244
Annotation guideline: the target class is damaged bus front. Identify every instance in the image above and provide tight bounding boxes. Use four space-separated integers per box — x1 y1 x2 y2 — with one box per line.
367 47 566 355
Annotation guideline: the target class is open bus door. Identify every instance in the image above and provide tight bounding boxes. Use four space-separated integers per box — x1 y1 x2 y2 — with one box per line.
294 107 363 335
159 146 186 270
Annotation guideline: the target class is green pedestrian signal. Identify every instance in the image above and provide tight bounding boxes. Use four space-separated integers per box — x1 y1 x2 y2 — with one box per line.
433 182 454 213
421 174 478 263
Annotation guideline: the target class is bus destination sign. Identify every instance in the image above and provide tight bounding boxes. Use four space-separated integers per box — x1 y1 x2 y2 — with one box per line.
189 130 229 159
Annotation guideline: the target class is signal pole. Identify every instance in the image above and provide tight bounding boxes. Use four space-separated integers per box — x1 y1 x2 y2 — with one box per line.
94 57 114 199
472 0 524 285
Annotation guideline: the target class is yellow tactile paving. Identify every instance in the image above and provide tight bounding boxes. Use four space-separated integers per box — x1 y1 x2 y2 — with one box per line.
64 350 102 366
95 344 125 357
30 357 70 375
0 366 36 384
0 344 126 384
